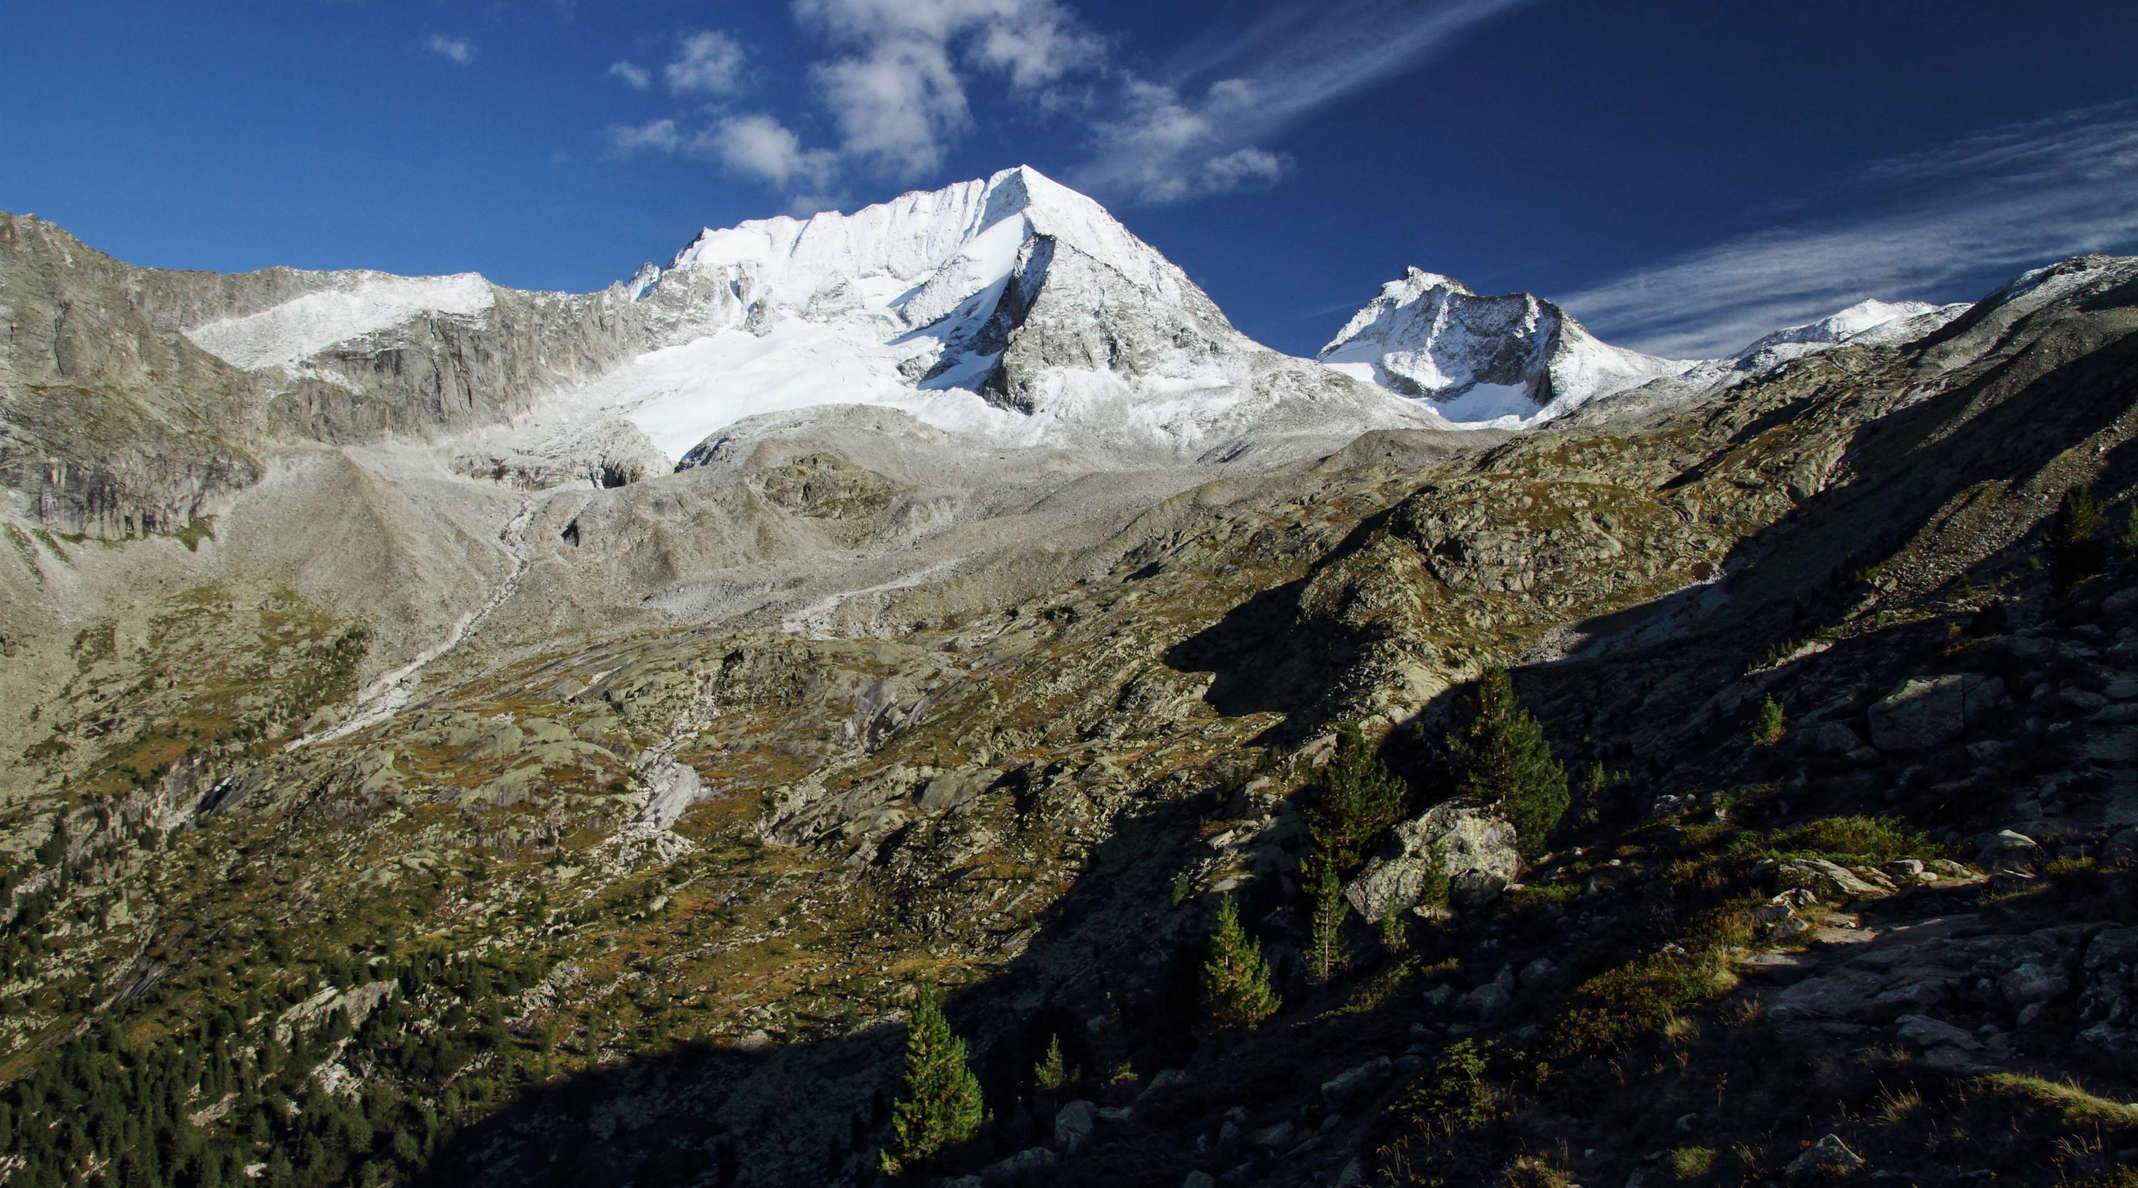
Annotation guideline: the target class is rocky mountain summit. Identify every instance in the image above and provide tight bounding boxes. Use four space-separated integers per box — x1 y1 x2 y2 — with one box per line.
1315 267 1690 424
3 166 2138 1188
1314 269 1980 429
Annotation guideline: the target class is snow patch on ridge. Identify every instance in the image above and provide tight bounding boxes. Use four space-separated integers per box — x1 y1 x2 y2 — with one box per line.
1666 297 1973 392
186 273 494 370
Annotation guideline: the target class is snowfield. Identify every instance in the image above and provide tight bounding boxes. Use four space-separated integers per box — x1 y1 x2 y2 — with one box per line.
187 272 494 370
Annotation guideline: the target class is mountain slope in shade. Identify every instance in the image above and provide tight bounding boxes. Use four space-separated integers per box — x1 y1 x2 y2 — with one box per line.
1315 268 1691 426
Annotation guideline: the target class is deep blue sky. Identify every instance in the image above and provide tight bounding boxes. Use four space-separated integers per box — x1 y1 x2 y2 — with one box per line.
7 1 2137 357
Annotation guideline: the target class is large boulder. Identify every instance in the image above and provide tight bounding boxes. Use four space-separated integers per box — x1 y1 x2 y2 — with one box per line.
1976 829 2044 872
1893 1014 1981 1066
1866 673 2007 751
1054 1100 1096 1151
1776 857 1896 906
1346 800 1522 918
1785 1134 1866 1178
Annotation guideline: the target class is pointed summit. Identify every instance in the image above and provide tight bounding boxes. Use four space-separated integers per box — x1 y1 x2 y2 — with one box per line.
567 170 1433 459
1318 270 1688 425
1397 267 1473 296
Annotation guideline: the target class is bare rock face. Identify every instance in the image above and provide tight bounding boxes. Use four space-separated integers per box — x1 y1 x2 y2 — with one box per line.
2078 926 2138 1061
1346 799 1521 919
1867 673 2009 751
131 251 654 447
0 213 654 538
976 234 1236 414
452 418 672 492
0 214 267 538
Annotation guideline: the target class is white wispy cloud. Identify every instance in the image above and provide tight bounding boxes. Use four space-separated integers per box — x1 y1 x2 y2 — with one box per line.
810 37 971 174
605 118 684 155
795 0 1103 174
664 30 749 97
607 61 652 91
702 113 839 189
1077 77 1293 203
1556 104 2138 358
609 1 1103 194
605 0 1526 206
425 34 477 67
1070 0 1533 203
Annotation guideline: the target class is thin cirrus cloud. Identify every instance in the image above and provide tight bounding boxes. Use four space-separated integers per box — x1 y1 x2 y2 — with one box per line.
1069 0 1534 204
424 34 476 67
1555 103 2138 359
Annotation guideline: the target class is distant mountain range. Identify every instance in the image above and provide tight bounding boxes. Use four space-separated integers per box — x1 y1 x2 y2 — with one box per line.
80 165 1974 473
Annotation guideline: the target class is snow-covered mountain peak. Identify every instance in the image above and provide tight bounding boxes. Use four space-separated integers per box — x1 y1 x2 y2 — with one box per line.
1394 267 1474 297
1738 298 1953 356
1317 269 1686 427
1689 296 1972 388
525 167 1425 463
165 165 1423 472
1972 254 2138 320
1809 298 1947 341
1321 268 1479 357
654 165 1154 327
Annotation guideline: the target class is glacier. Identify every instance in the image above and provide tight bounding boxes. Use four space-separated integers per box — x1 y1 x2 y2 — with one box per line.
172 164 1987 470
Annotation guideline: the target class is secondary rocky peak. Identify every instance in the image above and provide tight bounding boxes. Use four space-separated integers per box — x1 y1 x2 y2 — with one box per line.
1683 296 1975 391
1318 268 1685 425
1735 298 1960 358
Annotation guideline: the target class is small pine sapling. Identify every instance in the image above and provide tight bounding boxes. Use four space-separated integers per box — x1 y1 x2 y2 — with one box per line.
1199 897 1280 1033
1752 694 1786 747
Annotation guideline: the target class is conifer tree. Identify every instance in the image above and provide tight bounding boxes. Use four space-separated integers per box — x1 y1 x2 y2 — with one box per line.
881 995 985 1176
1199 897 1280 1032
1447 668 1568 859
1378 901 1409 955
1752 694 1786 747
1306 866 1349 983
1305 724 1406 873
1031 1035 1066 1094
